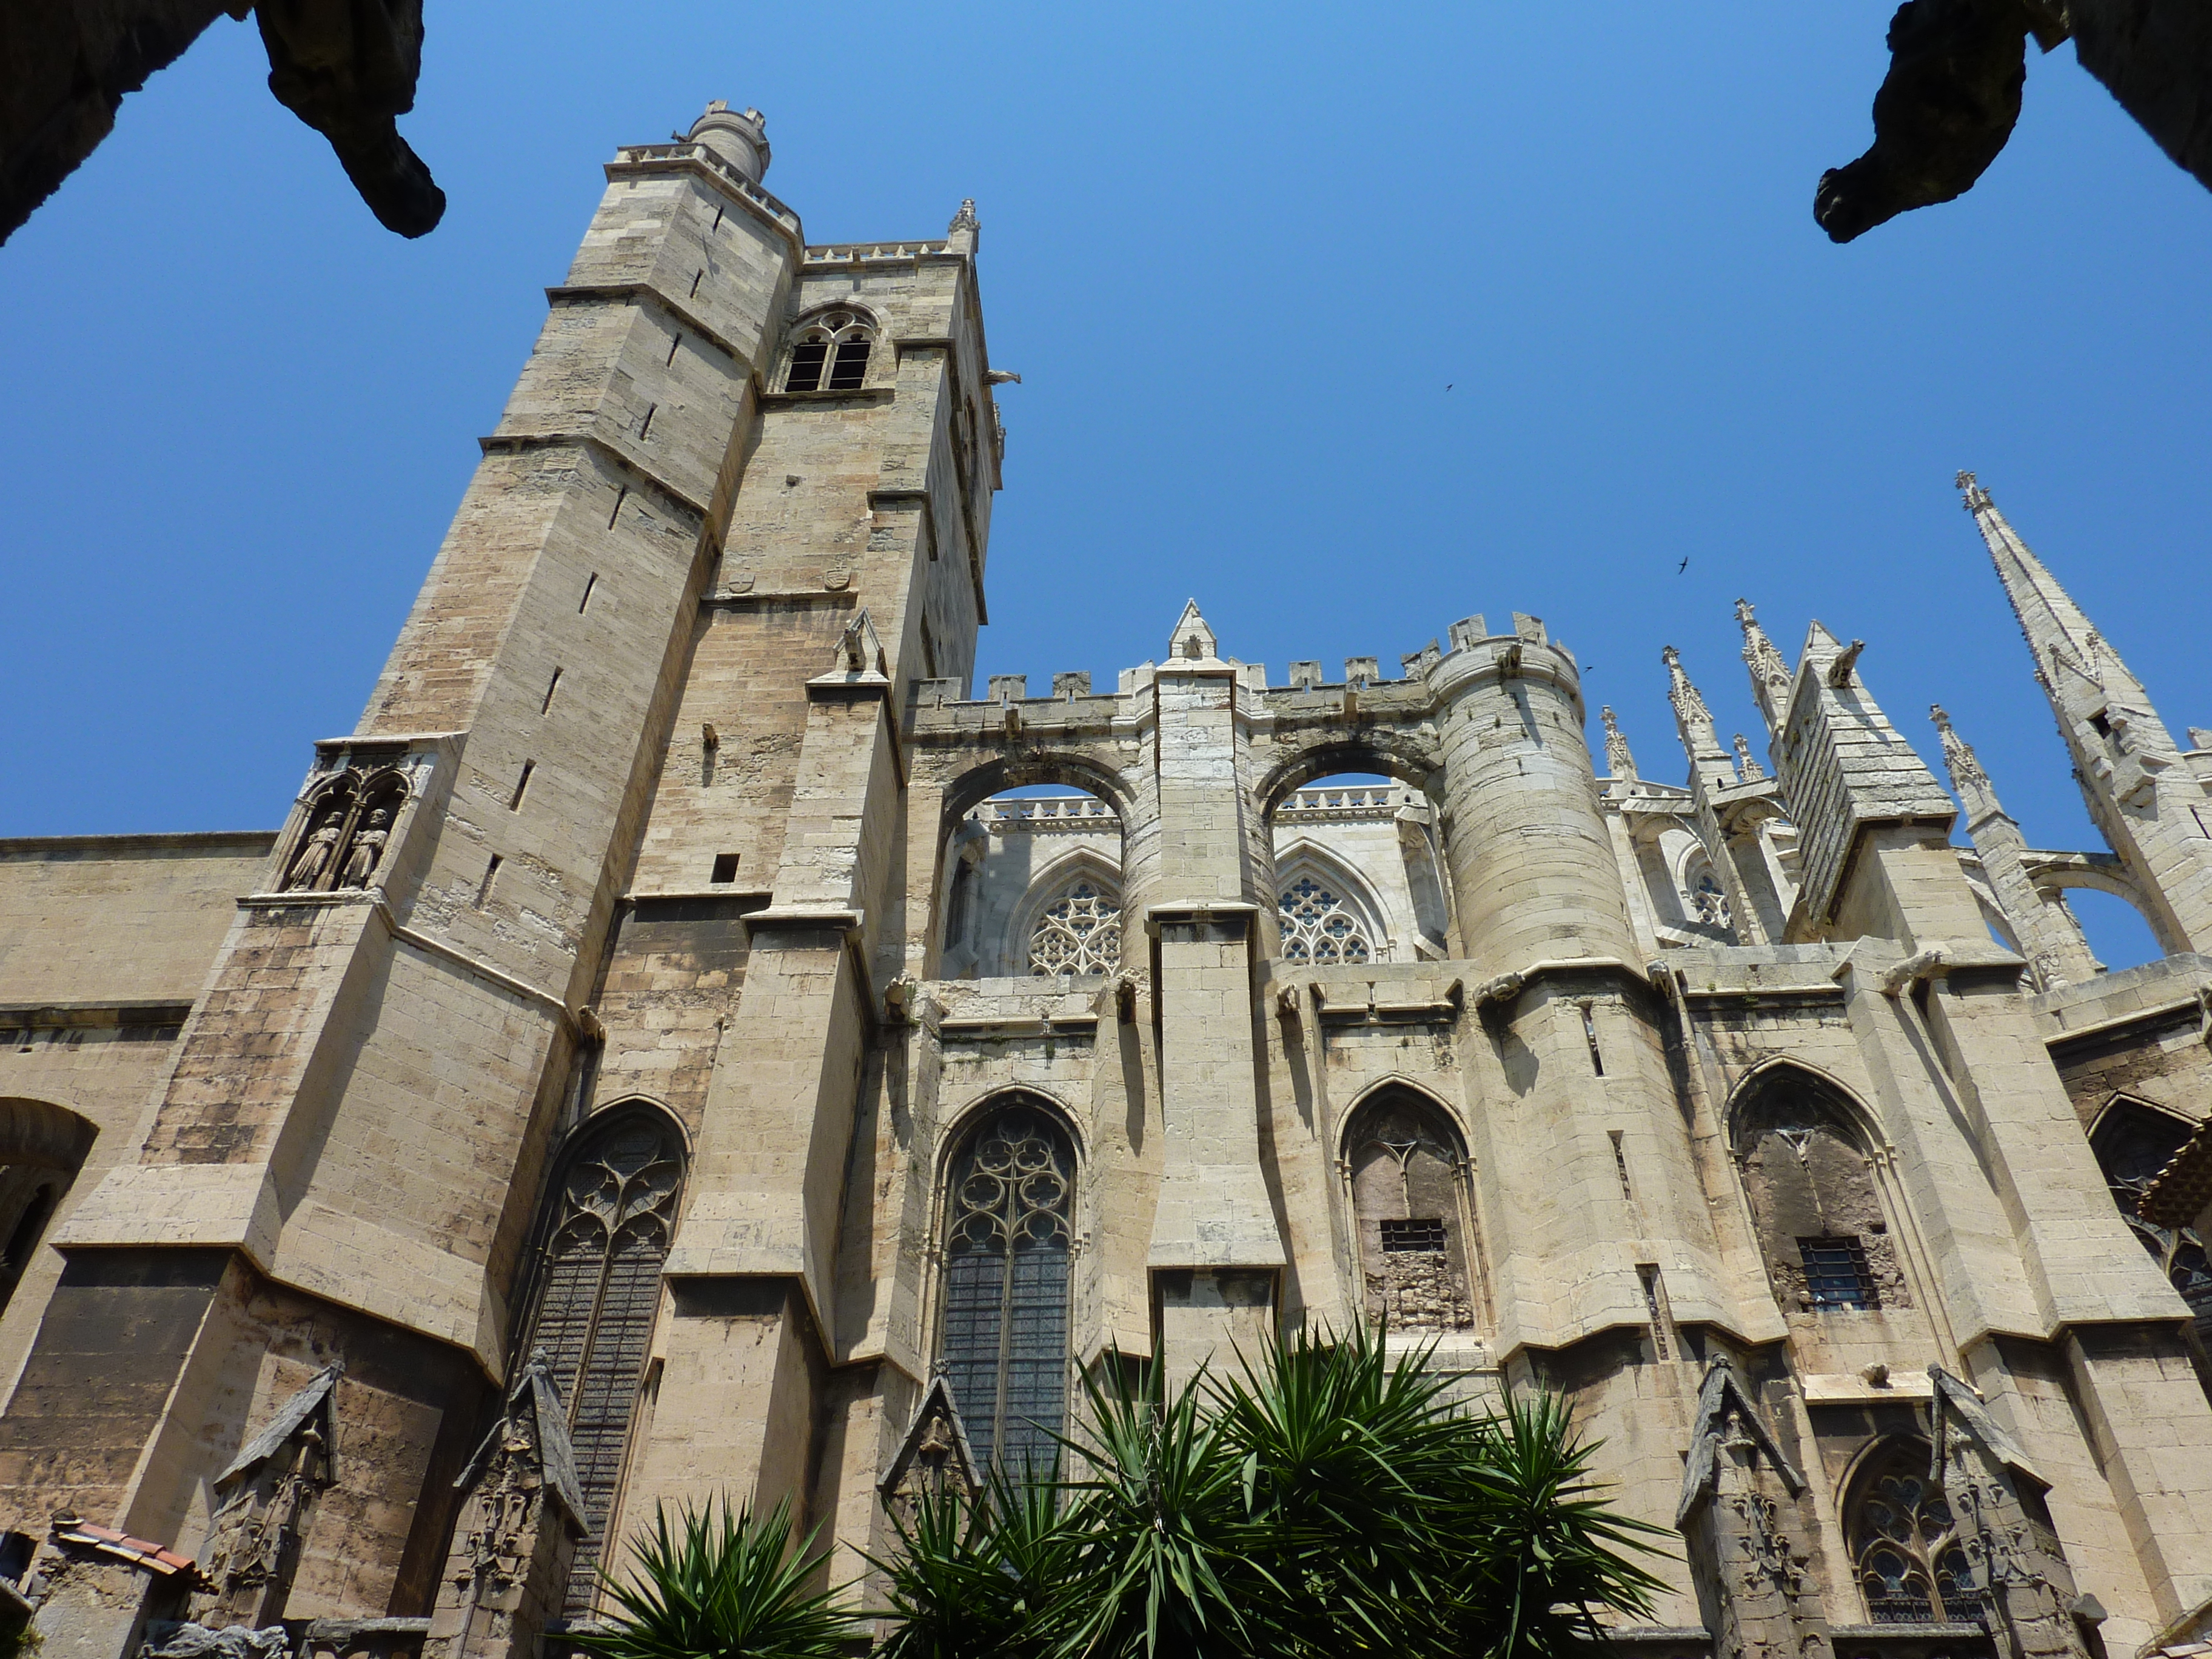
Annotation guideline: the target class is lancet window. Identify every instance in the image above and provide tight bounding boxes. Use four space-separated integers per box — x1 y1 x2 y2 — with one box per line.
1345 1091 1477 1333
2093 1101 2212 1339
937 1099 1076 1478
784 311 873 392
1028 880 1122 977
1847 1438 1989 1624
518 1105 686 1611
1278 871 1375 965
1731 1069 1910 1316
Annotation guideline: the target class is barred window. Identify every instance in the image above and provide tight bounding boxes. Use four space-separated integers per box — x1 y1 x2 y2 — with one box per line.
939 1101 1075 1479
1849 1439 1988 1624
785 312 873 392
521 1107 685 1612
1028 880 1121 977
1278 873 1373 964
1798 1235 1880 1310
1347 1093 1476 1333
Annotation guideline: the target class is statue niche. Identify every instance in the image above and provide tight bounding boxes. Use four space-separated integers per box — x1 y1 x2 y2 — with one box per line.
281 770 407 894
192 1362 341 1629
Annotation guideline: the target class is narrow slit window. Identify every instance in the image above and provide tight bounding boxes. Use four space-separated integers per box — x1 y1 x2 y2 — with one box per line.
689 268 703 298
1610 1130 1635 1204
666 332 682 366
475 854 503 909
510 762 535 811
607 489 627 530
709 853 740 884
711 206 724 232
1580 1001 1606 1075
1638 1264 1670 1359
1798 1235 1880 1310
541 668 563 714
580 573 598 614
637 403 656 440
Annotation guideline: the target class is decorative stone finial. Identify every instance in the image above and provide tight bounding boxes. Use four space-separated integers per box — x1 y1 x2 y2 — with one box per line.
685 102 769 183
949 199 979 233
1661 646 1714 729
1600 706 1638 780
1956 469 1992 512
1735 597 1792 716
1929 704 1989 791
1732 734 1766 781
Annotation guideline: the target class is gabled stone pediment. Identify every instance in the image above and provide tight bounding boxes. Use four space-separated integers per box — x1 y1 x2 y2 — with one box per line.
880 1375 982 1507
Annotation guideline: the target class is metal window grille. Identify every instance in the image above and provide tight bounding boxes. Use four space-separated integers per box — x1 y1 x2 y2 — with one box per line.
1379 1217 1447 1253
940 1104 1074 1480
1798 1235 1880 1310
521 1112 684 1614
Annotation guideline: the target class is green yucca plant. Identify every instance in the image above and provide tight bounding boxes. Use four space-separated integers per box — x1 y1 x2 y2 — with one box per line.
610 1328 1668 1659
574 1496 859 1659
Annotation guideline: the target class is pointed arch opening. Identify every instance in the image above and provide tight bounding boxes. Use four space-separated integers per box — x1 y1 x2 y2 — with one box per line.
936 769 1127 981
0 1098 94 1318
1845 1436 1989 1624
2091 1098 2212 1338
1728 1065 1910 1316
1341 1086 1480 1335
934 1094 1077 1479
515 1101 687 1612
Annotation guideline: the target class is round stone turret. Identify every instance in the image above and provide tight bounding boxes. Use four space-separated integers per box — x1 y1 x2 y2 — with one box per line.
685 101 769 181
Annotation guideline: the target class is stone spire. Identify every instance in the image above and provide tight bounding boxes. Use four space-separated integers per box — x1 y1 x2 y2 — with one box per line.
1930 704 1997 821
1929 704 2101 991
1735 598 1794 733
1661 645 1724 765
1961 471 2212 953
1601 706 1638 780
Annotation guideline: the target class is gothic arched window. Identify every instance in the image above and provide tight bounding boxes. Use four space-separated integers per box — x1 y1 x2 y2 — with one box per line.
938 1099 1076 1478
1345 1091 1477 1333
519 1105 685 1610
1028 880 1121 977
1730 1069 1910 1316
1847 1438 1988 1624
2092 1101 2212 1339
785 311 873 392
1278 870 1375 965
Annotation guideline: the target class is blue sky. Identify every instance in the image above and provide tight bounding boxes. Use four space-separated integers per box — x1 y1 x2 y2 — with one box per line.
3 2 2206 966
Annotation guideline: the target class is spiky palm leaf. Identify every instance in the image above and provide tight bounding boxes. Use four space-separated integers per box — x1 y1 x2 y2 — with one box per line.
873 1469 1091 1659
575 1495 859 1659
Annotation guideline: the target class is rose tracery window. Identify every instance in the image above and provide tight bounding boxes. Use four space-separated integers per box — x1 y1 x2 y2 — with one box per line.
1849 1439 1988 1624
1028 881 1122 977
939 1102 1075 1478
520 1107 685 1612
785 311 873 392
1278 873 1374 964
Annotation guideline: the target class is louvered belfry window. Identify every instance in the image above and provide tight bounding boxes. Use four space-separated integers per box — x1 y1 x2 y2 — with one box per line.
522 1108 685 1612
939 1101 1074 1479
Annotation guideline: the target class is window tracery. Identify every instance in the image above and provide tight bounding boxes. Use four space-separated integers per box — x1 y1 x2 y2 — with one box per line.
938 1101 1075 1478
1346 1093 1476 1333
518 1107 685 1612
1278 873 1374 964
1848 1439 1988 1624
1028 880 1121 977
2093 1101 2212 1338
784 311 873 392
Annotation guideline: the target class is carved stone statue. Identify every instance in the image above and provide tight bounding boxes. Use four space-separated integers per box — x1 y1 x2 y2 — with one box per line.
193 1362 341 1630
284 814 345 893
338 808 392 890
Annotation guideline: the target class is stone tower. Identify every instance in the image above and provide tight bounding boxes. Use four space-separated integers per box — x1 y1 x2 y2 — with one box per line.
2 109 2212 1659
